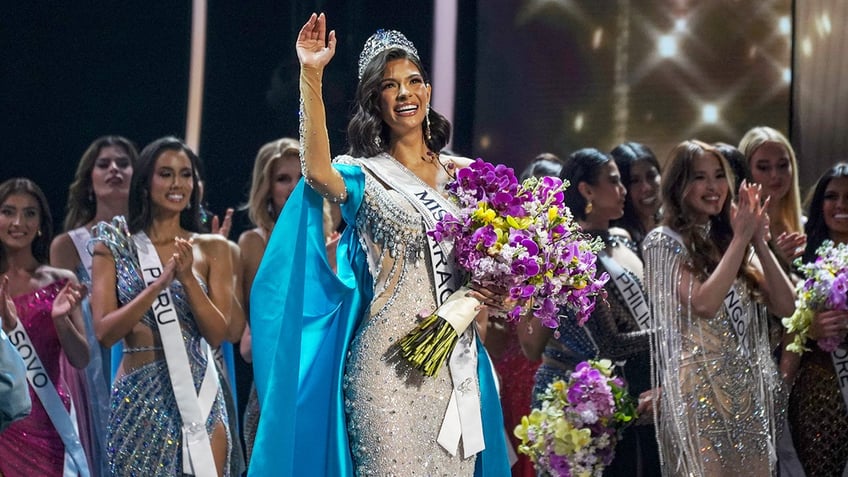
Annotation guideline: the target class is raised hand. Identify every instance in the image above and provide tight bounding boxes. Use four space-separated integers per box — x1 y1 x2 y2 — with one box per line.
51 281 86 320
296 12 337 70
730 180 760 243
0 275 19 332
211 207 234 238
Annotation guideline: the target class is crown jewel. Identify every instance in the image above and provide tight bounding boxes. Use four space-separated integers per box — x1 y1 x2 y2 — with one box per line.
358 29 419 80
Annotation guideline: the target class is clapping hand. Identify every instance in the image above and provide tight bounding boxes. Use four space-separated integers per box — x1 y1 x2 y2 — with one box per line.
731 180 769 245
51 281 87 321
0 276 19 332
171 237 195 282
296 13 336 70
774 231 807 263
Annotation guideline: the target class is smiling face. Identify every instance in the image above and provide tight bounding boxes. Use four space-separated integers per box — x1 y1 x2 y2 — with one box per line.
379 58 431 139
149 149 194 216
0 192 40 252
683 151 729 224
823 176 848 243
627 159 661 222
91 144 133 202
749 141 792 203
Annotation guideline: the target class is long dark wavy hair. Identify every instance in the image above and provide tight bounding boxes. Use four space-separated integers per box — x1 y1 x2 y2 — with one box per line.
0 178 53 264
559 148 614 222
347 48 450 158
609 141 661 243
63 136 138 231
128 136 203 234
803 162 848 264
661 140 760 291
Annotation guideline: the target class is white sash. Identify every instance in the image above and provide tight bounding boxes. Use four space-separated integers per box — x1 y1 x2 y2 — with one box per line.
831 346 848 415
656 226 749 351
8 321 91 477
723 281 749 355
361 154 485 457
598 252 650 330
828 346 848 476
68 227 93 279
134 232 219 476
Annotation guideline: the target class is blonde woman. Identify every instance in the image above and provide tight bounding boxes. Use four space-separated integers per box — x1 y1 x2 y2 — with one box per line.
739 126 806 265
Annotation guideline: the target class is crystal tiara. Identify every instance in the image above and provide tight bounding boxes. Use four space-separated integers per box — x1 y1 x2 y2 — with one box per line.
357 29 419 80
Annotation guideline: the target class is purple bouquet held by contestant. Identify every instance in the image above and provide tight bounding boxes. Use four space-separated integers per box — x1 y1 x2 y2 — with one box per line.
396 158 608 376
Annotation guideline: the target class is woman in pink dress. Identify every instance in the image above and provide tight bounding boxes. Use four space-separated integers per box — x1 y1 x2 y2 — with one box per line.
0 178 90 476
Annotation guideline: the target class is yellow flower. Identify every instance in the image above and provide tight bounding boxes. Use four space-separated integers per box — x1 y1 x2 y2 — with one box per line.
552 418 591 454
548 206 558 222
506 215 531 230
472 203 497 224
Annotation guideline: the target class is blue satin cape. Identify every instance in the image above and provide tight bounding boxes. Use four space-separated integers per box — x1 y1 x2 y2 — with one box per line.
248 164 510 477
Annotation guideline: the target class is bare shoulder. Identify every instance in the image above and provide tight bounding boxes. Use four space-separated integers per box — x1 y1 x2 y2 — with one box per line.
192 233 231 255
238 228 267 255
49 232 81 269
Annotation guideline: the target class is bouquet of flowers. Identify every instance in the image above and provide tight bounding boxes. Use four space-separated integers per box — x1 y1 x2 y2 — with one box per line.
514 360 638 477
783 239 848 353
395 158 608 376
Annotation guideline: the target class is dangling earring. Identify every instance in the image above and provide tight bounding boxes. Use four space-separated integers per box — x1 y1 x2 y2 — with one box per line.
584 200 593 216
185 201 192 210
424 104 432 142
374 135 382 148
37 229 42 237
267 200 276 219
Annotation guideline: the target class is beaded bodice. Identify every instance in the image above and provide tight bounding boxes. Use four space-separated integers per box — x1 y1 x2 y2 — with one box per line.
91 217 208 364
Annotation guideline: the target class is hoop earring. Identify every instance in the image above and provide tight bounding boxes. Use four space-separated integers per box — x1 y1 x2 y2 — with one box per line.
584 200 593 216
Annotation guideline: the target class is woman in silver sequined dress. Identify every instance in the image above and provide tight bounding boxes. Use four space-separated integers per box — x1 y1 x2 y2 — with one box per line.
90 137 233 476
643 140 795 476
247 13 511 477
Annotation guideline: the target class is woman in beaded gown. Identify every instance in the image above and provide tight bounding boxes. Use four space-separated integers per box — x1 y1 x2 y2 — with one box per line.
784 163 848 476
248 13 510 477
50 135 138 477
0 178 90 476
643 140 795 477
518 148 660 476
89 137 233 476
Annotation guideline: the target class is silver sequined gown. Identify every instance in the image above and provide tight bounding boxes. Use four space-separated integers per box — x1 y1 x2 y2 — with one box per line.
643 227 783 477
92 217 230 476
338 156 477 476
